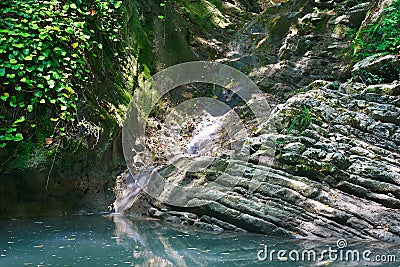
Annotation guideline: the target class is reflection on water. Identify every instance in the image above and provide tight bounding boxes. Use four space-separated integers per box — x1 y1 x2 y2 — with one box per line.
0 215 399 266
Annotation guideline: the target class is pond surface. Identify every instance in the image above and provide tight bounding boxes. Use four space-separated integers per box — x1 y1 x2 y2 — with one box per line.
1 215 399 266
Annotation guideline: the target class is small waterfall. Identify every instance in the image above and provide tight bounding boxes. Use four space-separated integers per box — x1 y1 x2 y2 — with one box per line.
184 116 222 156
113 171 142 213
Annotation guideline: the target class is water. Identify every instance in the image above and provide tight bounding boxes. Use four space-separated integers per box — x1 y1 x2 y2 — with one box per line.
1 215 399 267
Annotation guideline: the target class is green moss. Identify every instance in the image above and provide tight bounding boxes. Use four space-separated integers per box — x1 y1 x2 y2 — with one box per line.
127 5 154 78
269 16 292 40
176 0 227 31
209 159 228 172
11 139 50 170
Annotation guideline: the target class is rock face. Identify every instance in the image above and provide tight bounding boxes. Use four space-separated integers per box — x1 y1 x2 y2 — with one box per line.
219 0 372 99
116 79 400 241
0 129 125 219
113 0 400 241
195 79 400 241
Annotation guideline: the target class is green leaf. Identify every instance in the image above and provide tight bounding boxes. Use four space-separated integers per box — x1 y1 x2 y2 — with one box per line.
42 49 51 57
39 33 48 39
115 1 122 8
30 97 37 105
10 96 17 107
70 3 77 9
52 72 62 80
21 32 31 38
13 117 25 124
66 27 74 34
3 134 13 141
34 91 43 98
6 128 16 133
48 79 55 88
0 69 5 76
30 23 39 30
13 43 24 48
14 133 23 141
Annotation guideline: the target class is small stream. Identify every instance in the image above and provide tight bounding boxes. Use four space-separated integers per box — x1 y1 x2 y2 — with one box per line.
1 215 399 266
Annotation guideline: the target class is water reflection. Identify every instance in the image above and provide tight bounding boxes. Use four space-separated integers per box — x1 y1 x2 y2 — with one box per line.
0 215 399 266
112 215 400 267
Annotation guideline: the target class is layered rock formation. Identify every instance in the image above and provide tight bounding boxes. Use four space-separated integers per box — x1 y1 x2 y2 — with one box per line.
114 0 400 241
116 76 400 241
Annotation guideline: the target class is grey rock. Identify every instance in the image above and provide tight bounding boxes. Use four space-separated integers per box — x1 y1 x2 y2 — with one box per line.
352 54 400 77
112 1 400 242
283 142 306 154
165 216 181 224
193 221 224 232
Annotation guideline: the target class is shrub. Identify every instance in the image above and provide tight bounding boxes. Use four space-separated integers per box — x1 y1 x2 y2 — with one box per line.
353 0 400 59
287 106 313 135
0 0 122 147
